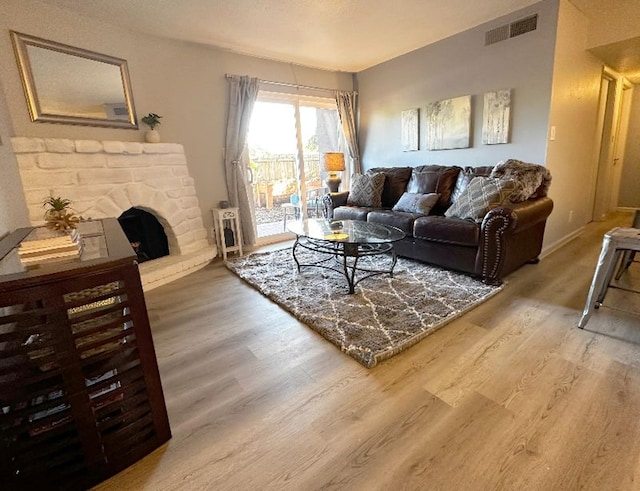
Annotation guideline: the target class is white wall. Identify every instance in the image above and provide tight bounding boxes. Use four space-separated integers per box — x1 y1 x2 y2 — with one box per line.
0 77 29 238
619 88 640 208
544 0 604 248
0 0 354 234
355 0 611 251
356 0 559 169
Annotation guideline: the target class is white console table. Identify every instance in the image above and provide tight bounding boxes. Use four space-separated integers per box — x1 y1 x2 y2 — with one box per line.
211 207 243 261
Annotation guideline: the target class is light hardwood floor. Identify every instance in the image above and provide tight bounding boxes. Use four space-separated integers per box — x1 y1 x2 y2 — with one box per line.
95 212 640 491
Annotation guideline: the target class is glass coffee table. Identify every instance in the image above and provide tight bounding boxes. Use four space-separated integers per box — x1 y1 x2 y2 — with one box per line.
287 219 405 294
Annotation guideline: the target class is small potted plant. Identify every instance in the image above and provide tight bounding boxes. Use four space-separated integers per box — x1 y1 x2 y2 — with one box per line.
42 196 80 231
141 113 162 143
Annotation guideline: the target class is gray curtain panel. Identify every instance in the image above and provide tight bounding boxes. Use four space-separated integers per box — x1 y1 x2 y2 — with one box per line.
335 90 361 176
224 75 259 246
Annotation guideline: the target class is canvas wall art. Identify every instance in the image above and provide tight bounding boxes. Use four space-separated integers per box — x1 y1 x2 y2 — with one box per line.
482 89 512 144
426 95 471 150
401 108 419 151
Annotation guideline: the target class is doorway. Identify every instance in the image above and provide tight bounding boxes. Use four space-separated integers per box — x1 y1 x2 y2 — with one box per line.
247 93 345 243
591 70 633 221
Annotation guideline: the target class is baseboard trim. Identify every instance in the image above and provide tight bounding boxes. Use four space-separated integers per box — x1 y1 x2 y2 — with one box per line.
540 226 585 259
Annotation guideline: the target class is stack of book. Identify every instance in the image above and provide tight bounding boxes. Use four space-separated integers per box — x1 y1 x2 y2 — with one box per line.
18 227 82 267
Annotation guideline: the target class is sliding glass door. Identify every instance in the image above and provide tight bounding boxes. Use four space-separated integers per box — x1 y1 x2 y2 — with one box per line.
247 93 345 242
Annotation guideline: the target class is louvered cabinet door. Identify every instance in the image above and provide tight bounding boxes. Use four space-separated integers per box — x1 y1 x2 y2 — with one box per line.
0 260 170 490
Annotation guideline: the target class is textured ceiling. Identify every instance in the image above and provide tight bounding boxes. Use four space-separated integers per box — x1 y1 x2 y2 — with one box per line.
34 0 640 79
569 0 640 83
589 37 640 84
36 0 542 72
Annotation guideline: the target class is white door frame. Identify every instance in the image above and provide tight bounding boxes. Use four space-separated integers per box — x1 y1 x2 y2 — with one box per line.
249 92 340 246
590 67 632 222
609 80 633 212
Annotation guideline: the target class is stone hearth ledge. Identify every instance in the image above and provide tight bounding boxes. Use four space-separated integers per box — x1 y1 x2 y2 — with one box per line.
12 137 217 291
139 247 216 291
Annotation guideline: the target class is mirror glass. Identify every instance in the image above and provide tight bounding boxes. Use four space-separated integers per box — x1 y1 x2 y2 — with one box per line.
11 31 138 128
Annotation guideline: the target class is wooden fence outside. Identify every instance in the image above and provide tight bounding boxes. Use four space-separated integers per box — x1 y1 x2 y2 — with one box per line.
251 153 321 183
250 153 325 209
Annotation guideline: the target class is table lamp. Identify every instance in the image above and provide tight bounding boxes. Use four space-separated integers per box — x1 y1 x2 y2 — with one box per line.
323 152 345 192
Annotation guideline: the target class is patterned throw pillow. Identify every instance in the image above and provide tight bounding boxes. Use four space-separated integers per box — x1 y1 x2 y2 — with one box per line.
392 193 440 214
444 177 516 221
347 173 386 207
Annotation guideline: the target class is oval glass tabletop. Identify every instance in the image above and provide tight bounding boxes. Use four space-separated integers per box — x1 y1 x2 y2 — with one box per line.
287 218 405 244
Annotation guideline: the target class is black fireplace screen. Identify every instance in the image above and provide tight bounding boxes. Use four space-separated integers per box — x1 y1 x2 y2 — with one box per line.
117 208 169 262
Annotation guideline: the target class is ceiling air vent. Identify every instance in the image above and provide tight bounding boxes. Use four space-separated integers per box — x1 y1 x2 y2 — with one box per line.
485 25 509 46
510 14 538 38
113 107 129 116
485 13 538 46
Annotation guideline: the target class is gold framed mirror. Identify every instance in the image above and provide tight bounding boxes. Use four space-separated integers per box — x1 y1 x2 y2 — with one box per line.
10 31 138 129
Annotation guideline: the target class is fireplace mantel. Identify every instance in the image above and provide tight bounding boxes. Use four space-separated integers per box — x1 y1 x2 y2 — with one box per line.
11 137 216 290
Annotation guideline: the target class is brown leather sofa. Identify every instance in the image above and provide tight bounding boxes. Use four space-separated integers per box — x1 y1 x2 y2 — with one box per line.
323 165 554 285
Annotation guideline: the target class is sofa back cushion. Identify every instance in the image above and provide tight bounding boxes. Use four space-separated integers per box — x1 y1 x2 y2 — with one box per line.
407 165 461 212
451 166 494 204
347 173 386 207
367 167 413 207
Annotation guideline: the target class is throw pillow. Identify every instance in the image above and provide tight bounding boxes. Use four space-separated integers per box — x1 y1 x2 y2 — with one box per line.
490 159 552 202
451 166 494 204
392 192 440 214
444 177 516 221
347 173 386 208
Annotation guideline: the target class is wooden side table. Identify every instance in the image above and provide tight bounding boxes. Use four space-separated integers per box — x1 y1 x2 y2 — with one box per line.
211 207 243 261
0 219 171 489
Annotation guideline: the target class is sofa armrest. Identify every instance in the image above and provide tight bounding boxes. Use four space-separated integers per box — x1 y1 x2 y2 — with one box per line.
483 197 554 233
322 192 349 218
478 197 554 284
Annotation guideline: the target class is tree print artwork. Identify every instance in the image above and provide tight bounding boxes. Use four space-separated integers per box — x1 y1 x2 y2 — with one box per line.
426 95 471 150
401 108 419 151
482 89 512 144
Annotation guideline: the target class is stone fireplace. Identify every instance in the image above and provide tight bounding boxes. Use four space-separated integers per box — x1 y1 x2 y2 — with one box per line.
11 137 216 290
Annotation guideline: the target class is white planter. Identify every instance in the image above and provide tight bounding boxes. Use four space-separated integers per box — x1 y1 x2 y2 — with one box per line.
145 129 161 143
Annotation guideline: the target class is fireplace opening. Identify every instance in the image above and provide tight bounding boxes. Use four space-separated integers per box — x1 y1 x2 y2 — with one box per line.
118 208 169 263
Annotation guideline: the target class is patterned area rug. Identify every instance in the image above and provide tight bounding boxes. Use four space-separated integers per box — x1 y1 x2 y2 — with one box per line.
226 247 503 368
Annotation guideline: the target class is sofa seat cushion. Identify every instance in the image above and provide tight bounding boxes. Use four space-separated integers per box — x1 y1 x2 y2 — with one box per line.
334 206 375 221
413 216 479 247
367 210 420 235
347 172 386 207
367 167 413 207
406 165 461 213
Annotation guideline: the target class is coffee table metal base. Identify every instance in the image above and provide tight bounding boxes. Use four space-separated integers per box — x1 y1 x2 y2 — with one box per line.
292 236 398 294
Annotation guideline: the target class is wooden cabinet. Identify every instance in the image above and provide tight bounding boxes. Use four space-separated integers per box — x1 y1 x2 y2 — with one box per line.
0 219 170 489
